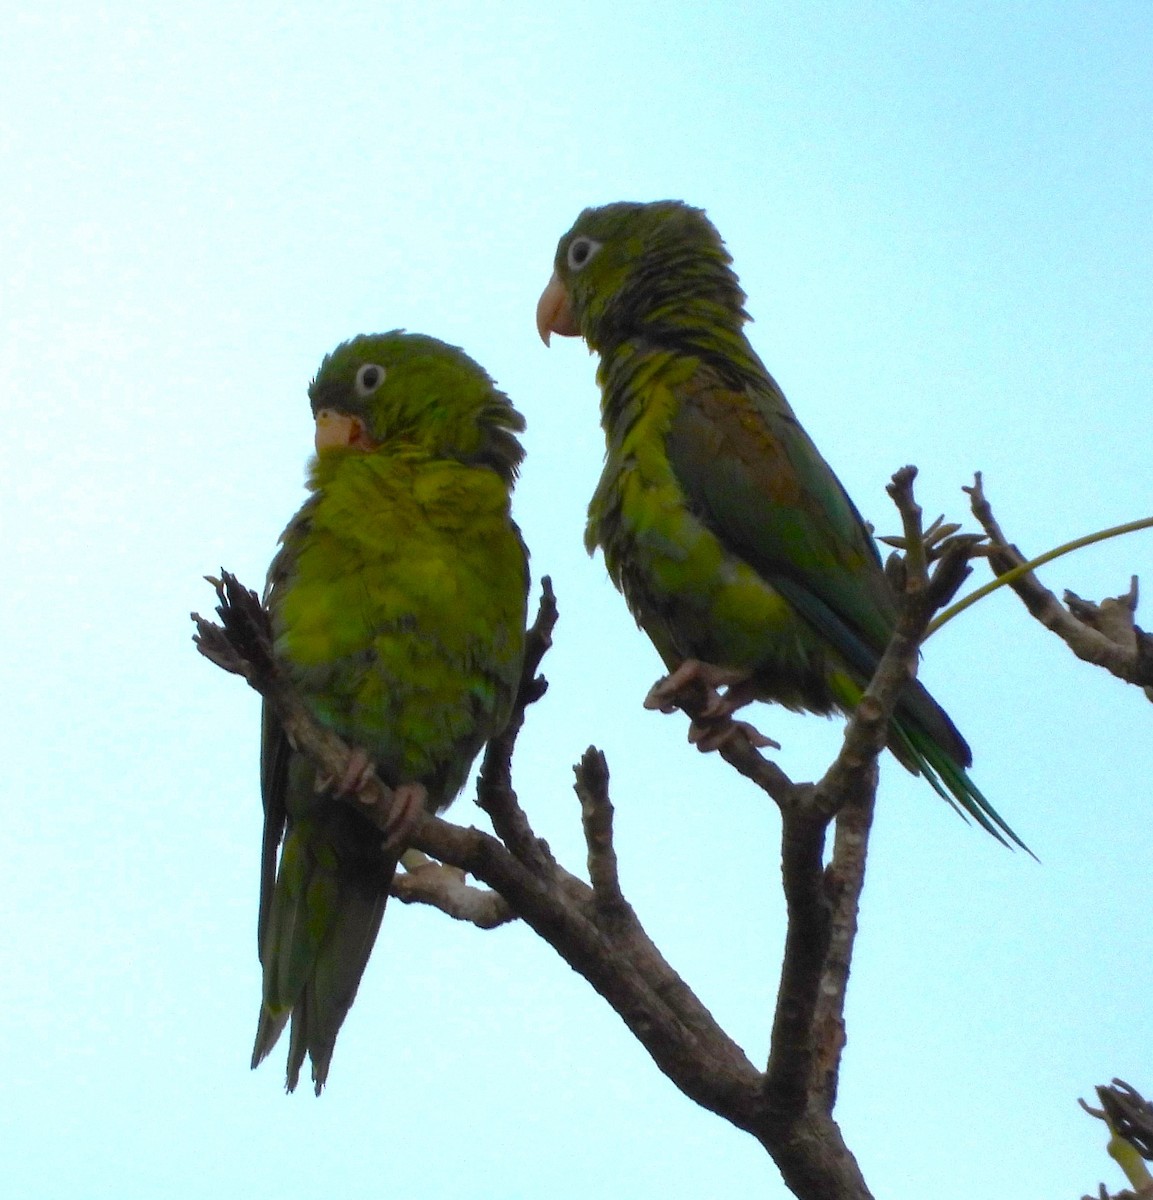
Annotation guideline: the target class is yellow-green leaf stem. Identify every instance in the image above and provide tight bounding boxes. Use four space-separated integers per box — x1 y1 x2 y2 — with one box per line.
926 516 1153 638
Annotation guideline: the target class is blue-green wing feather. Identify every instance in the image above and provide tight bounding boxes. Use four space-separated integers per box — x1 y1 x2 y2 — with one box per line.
666 363 897 650
663 362 1028 850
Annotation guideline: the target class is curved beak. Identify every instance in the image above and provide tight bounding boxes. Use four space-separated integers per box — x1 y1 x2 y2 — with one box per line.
314 409 376 454
535 272 580 345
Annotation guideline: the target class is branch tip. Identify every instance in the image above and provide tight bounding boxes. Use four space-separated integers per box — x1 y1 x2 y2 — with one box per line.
574 747 628 921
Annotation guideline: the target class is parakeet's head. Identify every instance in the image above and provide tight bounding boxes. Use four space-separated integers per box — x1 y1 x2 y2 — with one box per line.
536 200 748 352
307 332 525 483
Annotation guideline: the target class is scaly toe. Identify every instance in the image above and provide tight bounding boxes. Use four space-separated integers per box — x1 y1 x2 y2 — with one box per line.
643 677 684 712
338 748 377 797
688 717 779 753
644 659 754 718
382 782 429 854
732 720 779 750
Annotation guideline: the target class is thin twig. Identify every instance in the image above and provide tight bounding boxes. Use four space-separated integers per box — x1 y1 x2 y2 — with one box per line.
812 779 876 1113
391 858 516 928
476 579 559 874
574 748 631 931
763 807 832 1119
961 475 1153 695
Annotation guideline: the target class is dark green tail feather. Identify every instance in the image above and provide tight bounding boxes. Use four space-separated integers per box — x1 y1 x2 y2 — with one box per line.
252 814 396 1093
891 717 1035 858
828 665 1031 854
292 876 392 1095
253 879 390 1093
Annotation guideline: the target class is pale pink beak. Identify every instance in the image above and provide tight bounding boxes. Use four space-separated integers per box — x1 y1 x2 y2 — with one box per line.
314 409 376 454
536 272 580 345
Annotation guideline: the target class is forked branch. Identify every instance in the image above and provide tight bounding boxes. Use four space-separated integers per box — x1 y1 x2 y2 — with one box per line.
193 465 1145 1200
964 474 1153 699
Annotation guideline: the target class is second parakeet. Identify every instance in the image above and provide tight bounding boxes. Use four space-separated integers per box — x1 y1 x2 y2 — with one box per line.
536 199 1023 849
253 331 529 1093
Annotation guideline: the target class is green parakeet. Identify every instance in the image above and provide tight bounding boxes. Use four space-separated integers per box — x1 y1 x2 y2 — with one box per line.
536 200 1023 848
252 331 529 1093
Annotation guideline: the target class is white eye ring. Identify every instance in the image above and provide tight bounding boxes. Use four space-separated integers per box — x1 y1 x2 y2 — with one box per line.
354 363 386 396
567 236 602 272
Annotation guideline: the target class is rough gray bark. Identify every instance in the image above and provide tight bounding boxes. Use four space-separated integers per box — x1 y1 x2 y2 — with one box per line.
966 473 1153 700
192 467 1149 1200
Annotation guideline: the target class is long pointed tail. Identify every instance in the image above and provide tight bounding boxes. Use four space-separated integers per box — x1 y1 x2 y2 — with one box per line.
890 686 1034 856
252 809 397 1094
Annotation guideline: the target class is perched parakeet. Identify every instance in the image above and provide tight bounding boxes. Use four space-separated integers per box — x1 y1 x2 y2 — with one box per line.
253 332 529 1093
537 200 1023 848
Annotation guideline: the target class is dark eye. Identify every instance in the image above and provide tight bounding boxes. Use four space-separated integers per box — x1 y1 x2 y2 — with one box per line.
567 236 601 272
354 363 386 396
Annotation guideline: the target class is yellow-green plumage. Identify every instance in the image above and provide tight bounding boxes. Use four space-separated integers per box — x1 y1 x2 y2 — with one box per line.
540 200 1025 850
253 332 529 1093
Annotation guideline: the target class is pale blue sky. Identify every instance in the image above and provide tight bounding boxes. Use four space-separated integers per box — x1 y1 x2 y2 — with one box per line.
2 3 1151 1197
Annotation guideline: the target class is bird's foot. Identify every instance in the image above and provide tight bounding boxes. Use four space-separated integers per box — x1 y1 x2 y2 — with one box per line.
316 753 427 851
379 781 428 854
644 660 778 753
338 747 377 795
313 747 378 796
644 659 752 717
688 717 779 753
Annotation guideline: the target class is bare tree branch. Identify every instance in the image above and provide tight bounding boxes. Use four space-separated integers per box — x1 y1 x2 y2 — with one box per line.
754 467 983 1196
475 578 560 874
813 786 875 1112
966 474 1153 698
185 465 989 1200
192 572 764 1128
194 463 1148 1200
391 855 516 928
574 748 632 930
